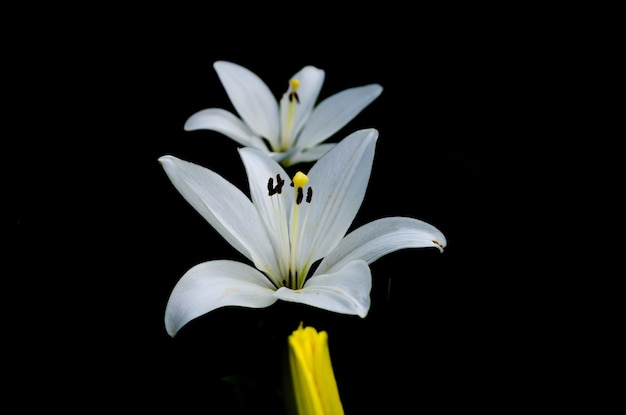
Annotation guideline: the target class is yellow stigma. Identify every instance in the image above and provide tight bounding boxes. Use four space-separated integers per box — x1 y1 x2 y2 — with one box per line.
292 171 308 188
290 79 300 91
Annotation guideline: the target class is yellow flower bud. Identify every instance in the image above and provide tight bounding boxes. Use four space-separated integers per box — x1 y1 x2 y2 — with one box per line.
284 322 344 415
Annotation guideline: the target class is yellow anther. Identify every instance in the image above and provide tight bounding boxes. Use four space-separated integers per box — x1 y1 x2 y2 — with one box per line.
290 79 300 91
292 171 308 188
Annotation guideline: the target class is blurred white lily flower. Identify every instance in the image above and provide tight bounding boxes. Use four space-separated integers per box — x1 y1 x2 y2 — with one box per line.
184 60 383 166
159 129 446 337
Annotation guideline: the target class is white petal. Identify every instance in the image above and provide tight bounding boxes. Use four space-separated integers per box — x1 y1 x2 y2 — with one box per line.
238 147 293 277
165 260 278 337
267 147 299 164
214 61 280 148
316 217 447 275
284 143 335 166
296 84 383 149
294 129 378 269
183 108 268 151
273 260 371 317
158 155 281 282
279 66 325 147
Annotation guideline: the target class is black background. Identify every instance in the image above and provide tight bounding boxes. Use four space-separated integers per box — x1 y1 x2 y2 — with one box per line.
7 6 562 413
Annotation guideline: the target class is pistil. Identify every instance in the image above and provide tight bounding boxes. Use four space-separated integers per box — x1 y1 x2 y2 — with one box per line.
281 79 300 151
289 171 308 288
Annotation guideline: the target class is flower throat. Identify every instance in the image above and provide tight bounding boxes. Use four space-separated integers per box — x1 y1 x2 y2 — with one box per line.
267 171 314 290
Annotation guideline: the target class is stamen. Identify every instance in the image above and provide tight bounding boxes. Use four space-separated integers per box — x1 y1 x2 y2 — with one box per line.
306 187 313 203
275 174 285 194
267 174 286 196
296 187 304 205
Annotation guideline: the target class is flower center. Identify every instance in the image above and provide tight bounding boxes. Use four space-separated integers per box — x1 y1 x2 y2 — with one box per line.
267 170 313 289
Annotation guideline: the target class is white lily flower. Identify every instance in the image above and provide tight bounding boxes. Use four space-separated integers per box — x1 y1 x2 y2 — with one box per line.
159 129 446 337
183 60 383 167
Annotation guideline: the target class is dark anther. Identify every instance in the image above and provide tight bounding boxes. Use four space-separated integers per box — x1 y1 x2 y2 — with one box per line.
268 174 286 196
275 174 285 194
306 187 313 203
296 187 304 205
268 177 276 196
289 91 300 104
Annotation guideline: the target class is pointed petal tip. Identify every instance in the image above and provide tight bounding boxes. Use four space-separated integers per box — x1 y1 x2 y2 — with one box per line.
351 127 378 138
361 127 379 142
182 109 212 131
213 60 230 69
164 315 178 337
433 238 447 253
157 155 172 165
182 117 194 131
214 60 247 75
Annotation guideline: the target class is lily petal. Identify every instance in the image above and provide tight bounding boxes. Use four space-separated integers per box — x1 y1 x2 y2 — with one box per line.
158 155 281 281
285 143 335 166
214 61 280 147
279 65 325 146
296 129 378 267
273 260 371 318
239 147 293 276
183 108 268 151
316 217 448 275
165 260 278 337
267 147 300 164
296 84 383 149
